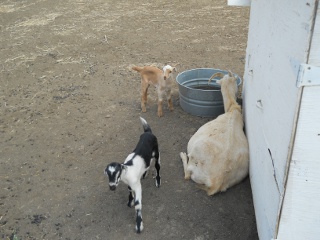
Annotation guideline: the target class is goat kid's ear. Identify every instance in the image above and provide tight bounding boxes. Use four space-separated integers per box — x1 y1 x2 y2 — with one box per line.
216 79 222 85
163 66 174 80
171 62 180 68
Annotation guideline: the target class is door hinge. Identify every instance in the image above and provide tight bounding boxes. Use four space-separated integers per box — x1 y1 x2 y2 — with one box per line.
297 64 320 87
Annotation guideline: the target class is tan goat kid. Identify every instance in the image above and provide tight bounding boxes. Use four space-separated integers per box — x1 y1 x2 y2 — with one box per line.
180 71 249 196
132 65 176 117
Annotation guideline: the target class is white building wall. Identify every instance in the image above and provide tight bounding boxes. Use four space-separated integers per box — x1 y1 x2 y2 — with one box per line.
242 0 317 239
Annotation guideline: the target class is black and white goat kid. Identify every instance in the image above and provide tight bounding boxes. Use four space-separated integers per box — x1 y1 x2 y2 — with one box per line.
104 117 161 233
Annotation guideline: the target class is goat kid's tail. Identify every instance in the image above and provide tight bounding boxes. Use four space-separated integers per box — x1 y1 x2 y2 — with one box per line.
132 66 143 72
139 117 152 133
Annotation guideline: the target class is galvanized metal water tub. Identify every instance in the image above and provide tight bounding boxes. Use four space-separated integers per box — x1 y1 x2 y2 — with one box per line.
176 68 241 118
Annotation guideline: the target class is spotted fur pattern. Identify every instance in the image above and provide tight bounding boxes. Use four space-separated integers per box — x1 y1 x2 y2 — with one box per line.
104 117 161 233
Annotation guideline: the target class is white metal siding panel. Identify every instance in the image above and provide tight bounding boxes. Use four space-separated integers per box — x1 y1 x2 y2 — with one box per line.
244 71 283 239
277 86 320 240
277 2 320 239
309 2 320 65
243 0 316 239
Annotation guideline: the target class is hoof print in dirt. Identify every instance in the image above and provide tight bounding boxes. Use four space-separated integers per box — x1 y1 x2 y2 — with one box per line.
30 214 46 225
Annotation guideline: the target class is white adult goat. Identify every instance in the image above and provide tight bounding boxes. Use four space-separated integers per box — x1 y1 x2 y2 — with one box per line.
180 71 249 196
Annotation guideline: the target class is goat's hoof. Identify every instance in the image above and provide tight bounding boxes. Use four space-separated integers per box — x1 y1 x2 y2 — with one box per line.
127 200 134 208
180 152 188 163
155 177 161 187
135 219 143 233
135 224 143 233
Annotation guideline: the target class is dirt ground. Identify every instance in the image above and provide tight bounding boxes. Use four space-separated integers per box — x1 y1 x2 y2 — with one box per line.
0 0 258 239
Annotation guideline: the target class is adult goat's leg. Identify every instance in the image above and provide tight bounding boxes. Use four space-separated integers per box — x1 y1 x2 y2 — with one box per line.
180 152 191 180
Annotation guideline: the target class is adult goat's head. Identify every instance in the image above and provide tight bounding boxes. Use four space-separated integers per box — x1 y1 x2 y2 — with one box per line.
208 71 238 96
